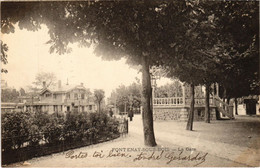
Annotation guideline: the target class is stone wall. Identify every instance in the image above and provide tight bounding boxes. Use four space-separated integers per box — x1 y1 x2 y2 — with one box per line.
192 107 216 121
153 107 178 121
153 106 216 121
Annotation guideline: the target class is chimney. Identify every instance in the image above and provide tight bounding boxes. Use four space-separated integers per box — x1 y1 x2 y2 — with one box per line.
43 81 46 88
58 80 61 89
81 83 84 86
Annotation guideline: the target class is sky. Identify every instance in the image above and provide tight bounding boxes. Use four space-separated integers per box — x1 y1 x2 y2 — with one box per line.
1 24 172 97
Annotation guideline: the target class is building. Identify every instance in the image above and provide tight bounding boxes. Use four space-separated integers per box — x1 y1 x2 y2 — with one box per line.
152 82 234 121
235 95 260 115
1 102 24 113
24 81 97 114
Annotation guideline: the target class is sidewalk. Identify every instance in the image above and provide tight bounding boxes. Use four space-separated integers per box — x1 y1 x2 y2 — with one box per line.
130 115 260 167
6 115 260 167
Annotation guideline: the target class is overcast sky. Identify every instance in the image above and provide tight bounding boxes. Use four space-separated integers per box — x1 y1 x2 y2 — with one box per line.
1 24 171 97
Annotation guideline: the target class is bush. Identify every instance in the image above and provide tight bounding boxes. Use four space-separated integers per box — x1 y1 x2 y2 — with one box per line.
28 124 42 146
42 115 64 145
2 111 121 153
2 110 123 165
64 111 89 142
1 112 31 150
27 111 50 146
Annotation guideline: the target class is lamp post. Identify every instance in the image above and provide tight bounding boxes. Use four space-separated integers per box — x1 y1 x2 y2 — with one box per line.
151 75 157 112
129 94 134 121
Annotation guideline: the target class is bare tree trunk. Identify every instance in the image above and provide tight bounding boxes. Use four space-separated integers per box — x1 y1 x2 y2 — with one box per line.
222 88 227 116
186 83 195 131
235 98 238 115
227 97 230 105
205 83 210 123
141 56 156 146
98 102 101 113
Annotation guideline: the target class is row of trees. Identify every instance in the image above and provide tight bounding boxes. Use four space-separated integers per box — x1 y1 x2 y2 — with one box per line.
2 1 258 146
1 88 26 102
108 80 142 113
1 72 57 102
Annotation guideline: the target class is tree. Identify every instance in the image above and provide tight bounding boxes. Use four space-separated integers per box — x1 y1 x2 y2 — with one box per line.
165 1 259 126
1 0 208 145
94 89 105 113
113 85 129 113
163 2 217 129
33 72 57 89
1 88 19 102
2 1 258 145
204 1 259 118
109 82 142 113
2 1 196 146
128 82 142 110
19 88 26 96
155 81 183 98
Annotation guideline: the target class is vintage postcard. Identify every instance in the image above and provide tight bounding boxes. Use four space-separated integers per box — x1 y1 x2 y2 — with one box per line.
1 0 259 167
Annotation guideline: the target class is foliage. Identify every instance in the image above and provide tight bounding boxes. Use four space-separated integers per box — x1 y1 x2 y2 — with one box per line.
94 89 105 113
155 80 183 98
1 112 31 150
1 88 20 102
155 81 205 99
33 72 57 89
64 111 89 142
1 0 258 144
42 114 64 145
211 1 259 98
1 40 8 73
1 110 121 151
19 88 26 96
109 81 142 112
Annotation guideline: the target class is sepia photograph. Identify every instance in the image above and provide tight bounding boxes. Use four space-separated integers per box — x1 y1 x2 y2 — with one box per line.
1 0 259 167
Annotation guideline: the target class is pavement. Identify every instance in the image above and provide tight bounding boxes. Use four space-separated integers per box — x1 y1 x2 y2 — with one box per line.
5 114 260 167
132 115 260 167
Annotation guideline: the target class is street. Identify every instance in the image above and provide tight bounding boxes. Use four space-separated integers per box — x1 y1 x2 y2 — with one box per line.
6 114 260 167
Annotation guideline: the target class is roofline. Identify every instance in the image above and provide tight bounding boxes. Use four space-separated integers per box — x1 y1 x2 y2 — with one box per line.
39 88 52 95
65 85 88 93
38 85 89 94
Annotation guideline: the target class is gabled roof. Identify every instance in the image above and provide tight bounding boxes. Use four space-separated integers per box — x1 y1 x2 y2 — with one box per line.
39 84 89 95
39 88 52 95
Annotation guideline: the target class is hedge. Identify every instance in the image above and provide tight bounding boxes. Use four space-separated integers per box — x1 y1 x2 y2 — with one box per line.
1 111 123 164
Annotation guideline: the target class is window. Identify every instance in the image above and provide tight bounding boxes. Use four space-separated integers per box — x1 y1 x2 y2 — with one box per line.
53 94 57 99
89 105 92 110
66 93 70 99
74 93 78 99
54 105 57 112
81 94 85 99
46 93 51 98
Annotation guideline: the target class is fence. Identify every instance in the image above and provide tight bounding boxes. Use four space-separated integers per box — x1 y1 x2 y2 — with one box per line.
118 118 128 135
153 97 215 107
2 119 128 165
153 97 184 107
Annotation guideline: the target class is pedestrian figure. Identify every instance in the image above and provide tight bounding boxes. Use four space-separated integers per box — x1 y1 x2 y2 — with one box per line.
128 109 134 121
109 108 113 117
